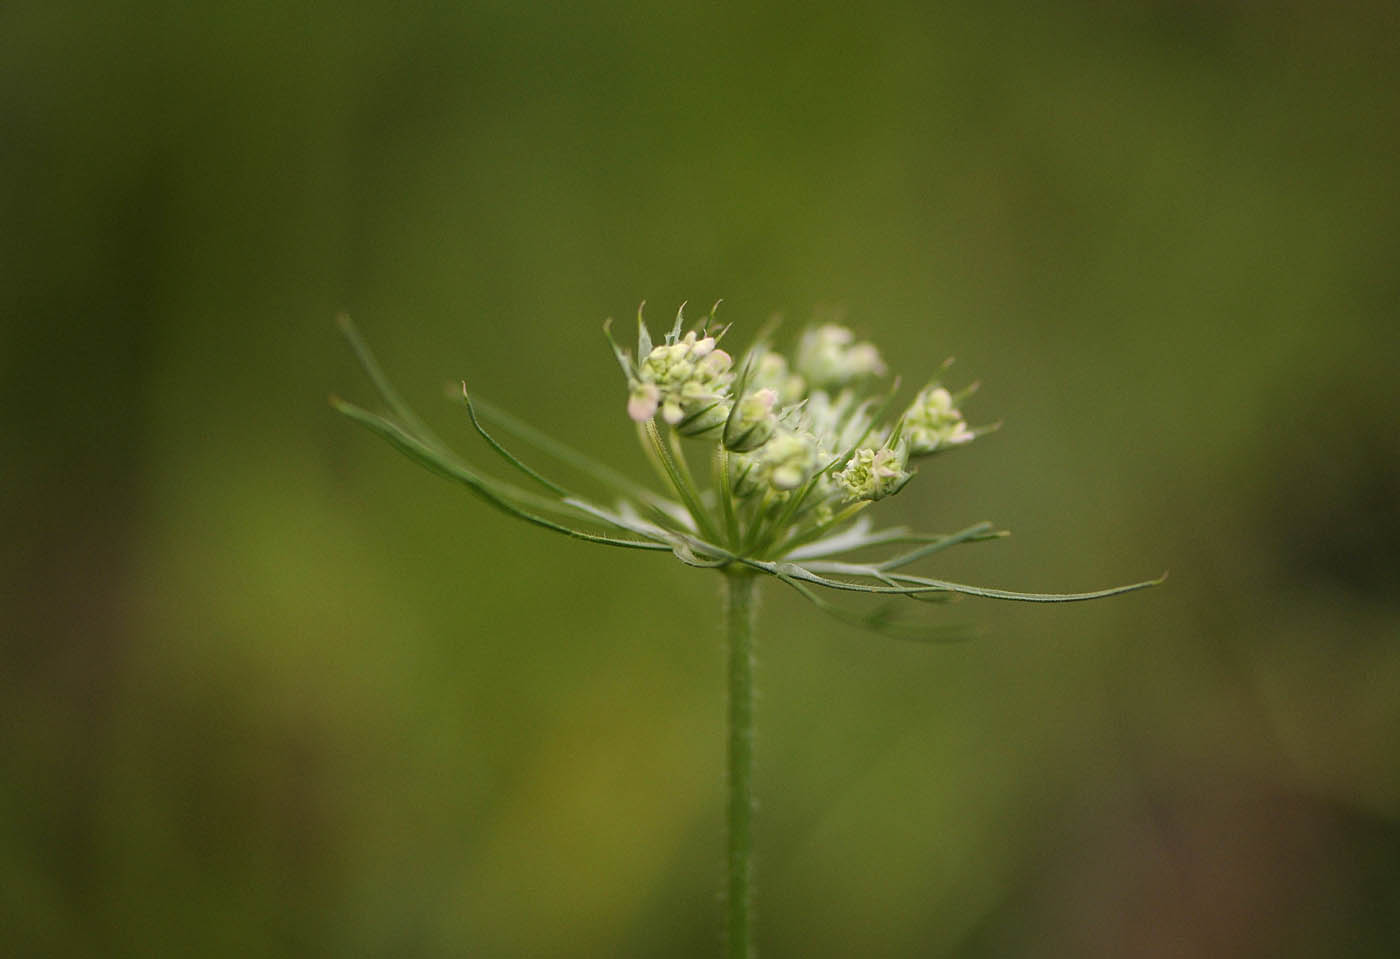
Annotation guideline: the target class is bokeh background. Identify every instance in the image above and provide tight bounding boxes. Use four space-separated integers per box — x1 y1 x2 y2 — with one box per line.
4 1 1398 956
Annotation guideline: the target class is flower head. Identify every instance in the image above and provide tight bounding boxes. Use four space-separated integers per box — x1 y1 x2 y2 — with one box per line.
746 427 821 492
628 327 735 437
904 385 974 455
835 444 913 502
605 309 988 560
336 306 1160 640
794 324 886 390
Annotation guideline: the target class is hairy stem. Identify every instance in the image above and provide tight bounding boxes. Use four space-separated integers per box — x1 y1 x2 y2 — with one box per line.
724 570 758 958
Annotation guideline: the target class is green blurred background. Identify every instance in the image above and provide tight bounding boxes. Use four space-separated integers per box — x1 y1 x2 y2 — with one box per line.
4 1 1398 955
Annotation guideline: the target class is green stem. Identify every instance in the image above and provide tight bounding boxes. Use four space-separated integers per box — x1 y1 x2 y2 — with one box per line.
724 570 757 958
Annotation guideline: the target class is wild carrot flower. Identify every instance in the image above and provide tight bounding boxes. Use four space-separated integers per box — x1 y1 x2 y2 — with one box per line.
333 303 1159 959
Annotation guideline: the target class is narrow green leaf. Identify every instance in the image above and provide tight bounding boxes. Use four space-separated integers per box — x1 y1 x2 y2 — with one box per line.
773 571 977 643
883 570 1167 603
564 497 680 544
876 522 1007 571
333 398 669 553
460 385 571 497
953 380 980 404
873 569 957 603
337 314 446 450
775 562 951 596
602 318 633 378
777 560 1165 604
464 394 670 509
668 301 686 344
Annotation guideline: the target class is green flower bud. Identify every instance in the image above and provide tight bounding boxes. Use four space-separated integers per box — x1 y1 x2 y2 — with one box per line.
758 429 820 492
835 445 912 502
727 429 820 497
628 328 735 430
903 385 974 455
751 352 807 405
628 382 661 422
695 348 733 381
794 324 886 390
723 387 779 452
685 332 718 358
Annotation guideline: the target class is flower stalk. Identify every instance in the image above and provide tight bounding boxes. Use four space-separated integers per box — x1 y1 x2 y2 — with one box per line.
725 569 757 959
